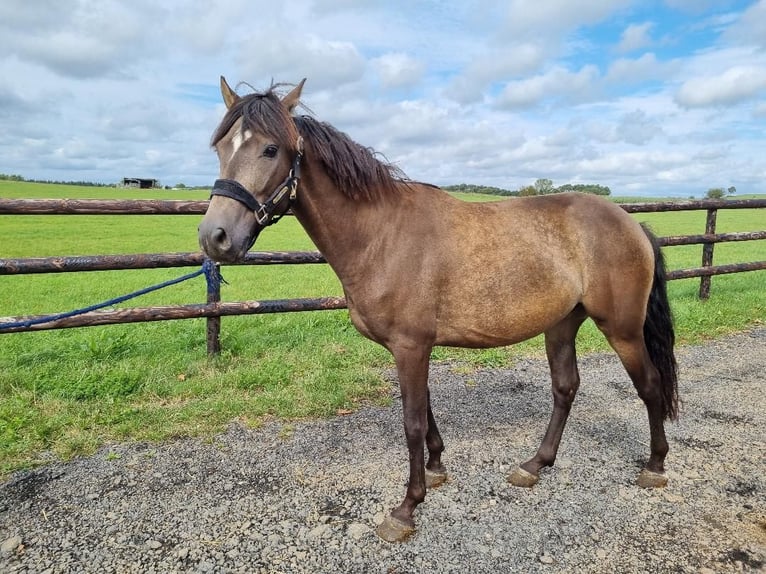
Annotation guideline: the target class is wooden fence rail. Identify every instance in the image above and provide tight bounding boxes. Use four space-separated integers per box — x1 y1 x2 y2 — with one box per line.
1 197 764 354
621 198 766 298
0 251 328 274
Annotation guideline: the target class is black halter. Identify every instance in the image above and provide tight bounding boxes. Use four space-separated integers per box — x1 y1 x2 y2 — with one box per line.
210 137 304 228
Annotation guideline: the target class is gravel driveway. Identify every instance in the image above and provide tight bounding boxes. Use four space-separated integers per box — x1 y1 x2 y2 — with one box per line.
2 328 764 573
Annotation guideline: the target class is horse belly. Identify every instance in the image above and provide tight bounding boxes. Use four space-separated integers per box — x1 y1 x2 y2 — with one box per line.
434 282 579 348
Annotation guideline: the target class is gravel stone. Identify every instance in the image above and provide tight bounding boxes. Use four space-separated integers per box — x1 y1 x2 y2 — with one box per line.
1 328 765 573
308 524 332 541
1 535 22 555
347 522 371 540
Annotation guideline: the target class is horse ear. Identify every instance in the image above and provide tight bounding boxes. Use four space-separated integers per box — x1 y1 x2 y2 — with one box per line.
220 76 239 109
282 79 306 112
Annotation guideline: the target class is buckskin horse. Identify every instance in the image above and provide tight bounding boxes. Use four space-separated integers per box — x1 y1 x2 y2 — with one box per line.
198 78 679 542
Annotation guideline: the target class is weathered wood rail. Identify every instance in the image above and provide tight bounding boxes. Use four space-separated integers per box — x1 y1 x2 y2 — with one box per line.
1 197 764 353
622 198 766 298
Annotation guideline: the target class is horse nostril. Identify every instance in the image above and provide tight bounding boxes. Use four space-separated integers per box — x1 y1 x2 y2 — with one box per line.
212 227 230 248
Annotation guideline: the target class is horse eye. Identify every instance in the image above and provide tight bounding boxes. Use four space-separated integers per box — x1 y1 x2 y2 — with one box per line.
263 145 278 158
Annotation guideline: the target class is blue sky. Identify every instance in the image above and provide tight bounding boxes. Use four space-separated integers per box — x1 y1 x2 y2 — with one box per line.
1 0 764 197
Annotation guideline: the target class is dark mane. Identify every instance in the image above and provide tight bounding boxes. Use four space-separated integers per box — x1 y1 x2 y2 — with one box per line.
211 84 407 202
294 115 407 201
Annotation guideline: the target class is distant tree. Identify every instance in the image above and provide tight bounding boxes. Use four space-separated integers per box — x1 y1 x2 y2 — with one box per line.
442 183 517 196
176 182 187 189
0 173 25 181
706 188 725 199
585 184 611 196
555 183 611 196
534 178 555 195
518 185 537 196
727 186 736 195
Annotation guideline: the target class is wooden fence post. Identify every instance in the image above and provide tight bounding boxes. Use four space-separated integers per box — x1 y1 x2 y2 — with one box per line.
699 208 718 300
206 262 221 355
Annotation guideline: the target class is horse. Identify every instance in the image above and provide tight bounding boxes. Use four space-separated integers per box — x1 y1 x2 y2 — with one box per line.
198 77 679 543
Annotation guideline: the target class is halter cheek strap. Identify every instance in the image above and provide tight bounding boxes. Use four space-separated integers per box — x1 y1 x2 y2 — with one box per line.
209 137 304 228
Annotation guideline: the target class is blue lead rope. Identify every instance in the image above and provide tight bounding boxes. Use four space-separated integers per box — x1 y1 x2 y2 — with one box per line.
0 259 224 331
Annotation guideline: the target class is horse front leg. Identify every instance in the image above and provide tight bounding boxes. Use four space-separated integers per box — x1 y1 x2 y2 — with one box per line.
376 343 431 543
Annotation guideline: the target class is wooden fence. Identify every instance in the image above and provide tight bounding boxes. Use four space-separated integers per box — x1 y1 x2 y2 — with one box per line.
1 197 764 354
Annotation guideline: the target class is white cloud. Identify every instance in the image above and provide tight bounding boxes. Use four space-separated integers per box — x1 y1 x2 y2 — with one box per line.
0 0 71 31
168 0 249 53
0 0 162 79
448 43 548 104
501 0 633 39
615 109 663 145
675 65 766 107
722 0 766 48
496 65 600 109
378 100 453 146
617 22 654 53
662 0 721 13
373 53 425 89
238 34 366 91
606 53 680 85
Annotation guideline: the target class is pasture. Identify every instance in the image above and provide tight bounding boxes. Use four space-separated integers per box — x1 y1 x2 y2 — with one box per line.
1 181 764 476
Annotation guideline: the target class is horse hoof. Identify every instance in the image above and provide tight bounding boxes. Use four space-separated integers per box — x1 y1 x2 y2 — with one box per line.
376 515 415 543
636 469 668 488
425 469 448 489
508 467 539 488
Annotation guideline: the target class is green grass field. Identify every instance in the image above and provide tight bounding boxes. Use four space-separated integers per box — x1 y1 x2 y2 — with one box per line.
1 181 764 477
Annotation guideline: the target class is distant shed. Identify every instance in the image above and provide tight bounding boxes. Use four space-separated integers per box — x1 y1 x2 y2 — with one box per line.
121 178 160 189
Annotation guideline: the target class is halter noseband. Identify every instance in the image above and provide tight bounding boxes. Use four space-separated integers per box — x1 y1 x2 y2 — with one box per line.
210 136 304 228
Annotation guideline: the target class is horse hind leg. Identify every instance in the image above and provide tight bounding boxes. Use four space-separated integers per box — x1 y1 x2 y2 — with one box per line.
509 308 586 488
425 387 448 489
606 333 670 488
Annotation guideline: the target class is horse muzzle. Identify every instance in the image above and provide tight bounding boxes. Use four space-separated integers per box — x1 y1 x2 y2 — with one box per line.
198 205 259 263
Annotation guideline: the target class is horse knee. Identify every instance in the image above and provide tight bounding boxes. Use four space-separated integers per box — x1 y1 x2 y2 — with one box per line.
552 385 576 406
404 418 427 447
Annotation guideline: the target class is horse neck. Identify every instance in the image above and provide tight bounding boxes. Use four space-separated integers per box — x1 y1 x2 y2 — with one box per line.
291 165 395 282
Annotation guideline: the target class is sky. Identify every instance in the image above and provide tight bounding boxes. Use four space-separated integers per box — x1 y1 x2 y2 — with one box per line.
1 0 765 197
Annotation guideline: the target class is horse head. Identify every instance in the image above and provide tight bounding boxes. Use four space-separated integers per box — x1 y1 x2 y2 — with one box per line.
198 77 305 263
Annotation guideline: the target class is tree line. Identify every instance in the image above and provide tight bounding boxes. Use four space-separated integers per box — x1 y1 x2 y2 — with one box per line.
446 180 740 199
443 179 610 197
0 173 113 187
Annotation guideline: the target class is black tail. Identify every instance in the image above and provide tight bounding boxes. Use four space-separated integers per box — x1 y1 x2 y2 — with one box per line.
641 224 679 420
